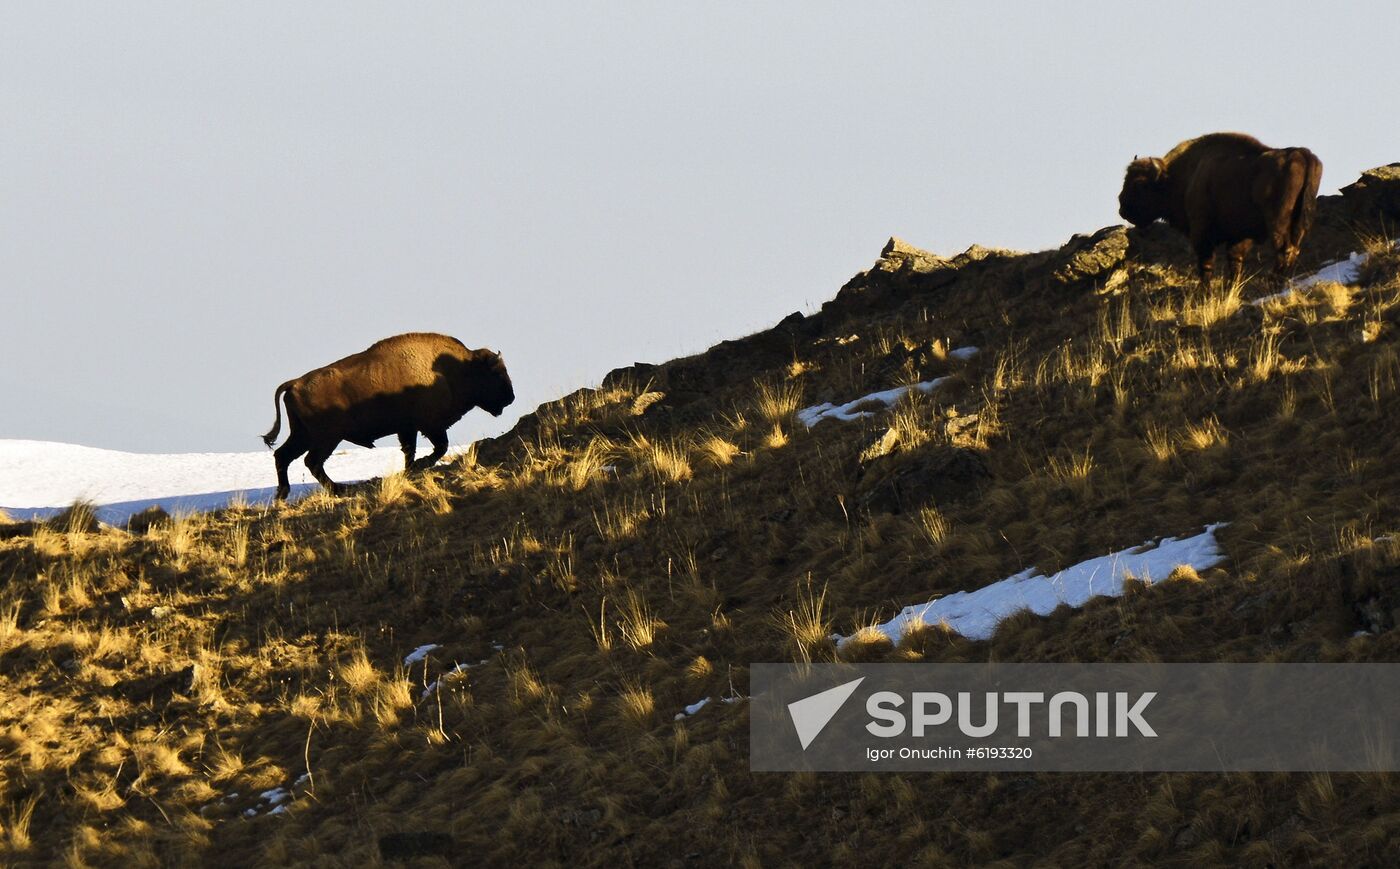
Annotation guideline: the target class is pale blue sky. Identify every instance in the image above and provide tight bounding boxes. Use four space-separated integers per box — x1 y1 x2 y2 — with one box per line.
2 2 1396 452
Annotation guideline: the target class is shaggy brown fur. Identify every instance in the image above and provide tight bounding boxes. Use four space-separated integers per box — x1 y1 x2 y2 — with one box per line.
262 332 514 499
1118 132 1323 284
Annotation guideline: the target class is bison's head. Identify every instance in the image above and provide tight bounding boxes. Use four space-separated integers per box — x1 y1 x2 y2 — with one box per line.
1118 157 1169 226
473 350 515 417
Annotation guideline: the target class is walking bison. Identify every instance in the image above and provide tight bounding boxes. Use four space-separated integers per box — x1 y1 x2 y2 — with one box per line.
262 332 514 500
1118 132 1323 285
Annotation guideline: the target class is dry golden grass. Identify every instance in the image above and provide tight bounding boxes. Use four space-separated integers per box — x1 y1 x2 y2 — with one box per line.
629 434 692 482
755 380 802 423
915 506 952 552
780 577 832 663
696 433 741 466
615 587 665 651
1182 416 1229 451
615 680 656 729
2 215 1399 867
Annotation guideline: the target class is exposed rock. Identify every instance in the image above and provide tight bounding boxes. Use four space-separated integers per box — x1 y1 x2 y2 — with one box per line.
774 310 821 339
944 413 981 445
1048 225 1130 291
602 362 661 391
1340 163 1400 220
875 236 953 276
857 446 991 514
859 428 903 463
1123 222 1194 271
826 239 1017 322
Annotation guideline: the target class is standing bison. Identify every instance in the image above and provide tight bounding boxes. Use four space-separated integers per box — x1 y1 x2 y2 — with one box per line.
262 332 514 500
1118 132 1322 285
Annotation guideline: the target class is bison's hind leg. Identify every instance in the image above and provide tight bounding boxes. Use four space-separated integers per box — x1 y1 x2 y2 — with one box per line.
304 444 347 496
1196 252 1216 288
273 434 308 501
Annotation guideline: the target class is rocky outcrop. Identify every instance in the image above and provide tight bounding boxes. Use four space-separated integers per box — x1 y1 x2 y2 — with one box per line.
857 445 992 515
1340 163 1400 220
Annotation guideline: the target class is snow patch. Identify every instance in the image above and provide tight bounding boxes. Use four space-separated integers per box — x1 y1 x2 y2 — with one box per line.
1255 243 1396 307
0 438 472 526
798 377 952 429
839 523 1228 646
403 644 441 667
241 781 307 818
259 787 291 805
674 697 710 720
947 346 980 361
421 662 475 700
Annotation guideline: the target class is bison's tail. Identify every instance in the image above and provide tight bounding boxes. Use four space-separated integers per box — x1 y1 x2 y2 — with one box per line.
1288 148 1323 247
262 380 295 448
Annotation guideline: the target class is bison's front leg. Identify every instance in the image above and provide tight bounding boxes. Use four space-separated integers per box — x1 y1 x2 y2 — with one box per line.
411 429 449 472
397 430 417 471
304 444 346 496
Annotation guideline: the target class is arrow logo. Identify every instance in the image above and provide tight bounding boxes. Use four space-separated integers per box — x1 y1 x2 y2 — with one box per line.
788 677 865 750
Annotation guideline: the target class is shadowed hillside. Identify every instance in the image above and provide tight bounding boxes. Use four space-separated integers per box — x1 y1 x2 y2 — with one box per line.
3 165 1400 866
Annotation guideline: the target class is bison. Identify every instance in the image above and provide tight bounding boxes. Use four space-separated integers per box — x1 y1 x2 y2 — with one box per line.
1118 132 1323 285
262 332 514 500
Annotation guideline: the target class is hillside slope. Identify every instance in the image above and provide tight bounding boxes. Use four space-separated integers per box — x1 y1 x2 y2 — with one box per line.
3 166 1400 867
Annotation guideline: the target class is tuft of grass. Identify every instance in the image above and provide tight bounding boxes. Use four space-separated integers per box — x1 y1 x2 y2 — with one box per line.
1182 417 1229 451
630 435 692 482
1166 565 1203 583
163 512 200 569
1143 424 1175 462
564 437 615 490
0 600 24 653
1046 447 1094 493
3 793 40 852
228 523 250 567
696 434 741 467
837 626 895 663
376 472 418 507
780 577 832 663
615 680 656 729
50 501 99 536
1248 331 1283 383
1180 280 1243 328
615 588 665 651
755 381 802 424
337 648 382 696
916 506 952 552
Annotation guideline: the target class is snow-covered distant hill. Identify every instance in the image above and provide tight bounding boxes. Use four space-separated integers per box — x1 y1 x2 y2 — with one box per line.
0 439 470 525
